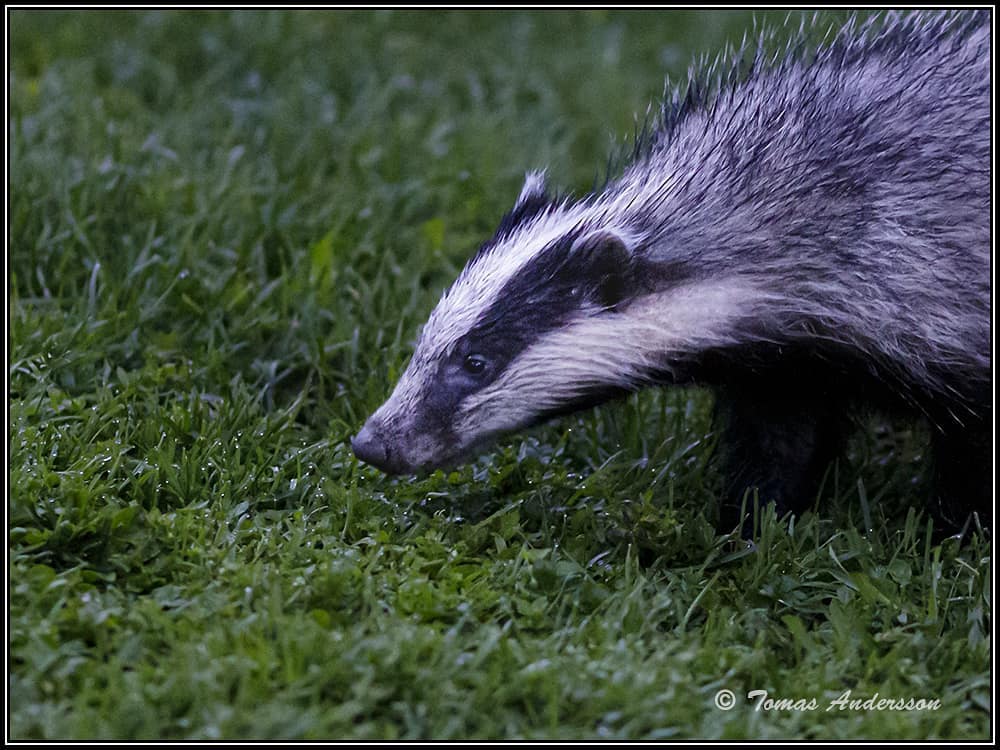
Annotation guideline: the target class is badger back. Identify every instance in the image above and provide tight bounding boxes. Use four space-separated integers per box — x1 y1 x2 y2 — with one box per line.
624 10 991 412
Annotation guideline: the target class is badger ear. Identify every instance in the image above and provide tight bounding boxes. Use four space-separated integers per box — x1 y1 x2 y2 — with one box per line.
515 170 548 209
569 229 633 310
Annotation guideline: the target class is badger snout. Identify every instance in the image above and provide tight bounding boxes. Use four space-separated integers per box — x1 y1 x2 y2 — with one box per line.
351 421 409 475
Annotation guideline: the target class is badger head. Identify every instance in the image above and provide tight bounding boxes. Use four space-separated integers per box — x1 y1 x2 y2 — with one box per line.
351 171 739 474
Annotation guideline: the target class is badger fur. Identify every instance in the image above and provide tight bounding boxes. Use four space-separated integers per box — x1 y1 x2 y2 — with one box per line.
353 11 991 534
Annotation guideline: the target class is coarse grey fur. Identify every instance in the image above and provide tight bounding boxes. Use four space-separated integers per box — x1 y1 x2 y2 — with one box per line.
353 10 991 534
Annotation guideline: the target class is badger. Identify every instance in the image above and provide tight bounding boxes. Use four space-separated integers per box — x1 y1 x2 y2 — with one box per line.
352 10 991 535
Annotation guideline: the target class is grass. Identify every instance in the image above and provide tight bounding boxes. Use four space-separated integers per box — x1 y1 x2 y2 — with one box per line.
8 9 991 740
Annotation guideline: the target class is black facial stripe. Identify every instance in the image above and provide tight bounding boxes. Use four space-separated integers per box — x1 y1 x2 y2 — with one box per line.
459 236 696 388
412 371 462 444
458 233 593 384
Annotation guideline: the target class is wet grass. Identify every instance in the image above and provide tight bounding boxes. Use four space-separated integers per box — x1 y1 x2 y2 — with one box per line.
9 9 990 740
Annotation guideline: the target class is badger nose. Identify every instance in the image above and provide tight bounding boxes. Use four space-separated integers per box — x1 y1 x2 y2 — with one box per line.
351 422 394 473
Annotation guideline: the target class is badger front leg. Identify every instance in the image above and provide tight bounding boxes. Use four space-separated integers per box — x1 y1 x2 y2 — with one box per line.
928 416 992 535
713 385 846 537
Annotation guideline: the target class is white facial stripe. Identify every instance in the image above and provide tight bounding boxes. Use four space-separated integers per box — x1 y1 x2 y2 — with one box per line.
454 277 776 435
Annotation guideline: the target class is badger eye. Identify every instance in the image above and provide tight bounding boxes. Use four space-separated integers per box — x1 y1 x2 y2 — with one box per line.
462 354 488 376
